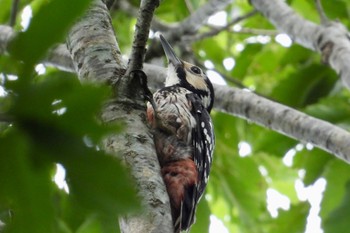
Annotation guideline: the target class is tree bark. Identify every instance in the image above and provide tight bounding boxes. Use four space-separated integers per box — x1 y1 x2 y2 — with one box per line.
214 85 350 163
65 0 172 232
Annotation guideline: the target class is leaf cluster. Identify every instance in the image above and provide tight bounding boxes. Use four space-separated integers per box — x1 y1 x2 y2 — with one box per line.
0 0 139 232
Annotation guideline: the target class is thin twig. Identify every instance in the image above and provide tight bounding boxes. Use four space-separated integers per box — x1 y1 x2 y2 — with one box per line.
315 0 329 24
183 10 257 42
231 28 278 36
126 0 160 74
174 0 233 37
192 58 245 88
211 68 249 89
145 0 233 61
9 0 19 27
208 66 275 100
184 0 194 13
103 0 116 9
185 0 193 14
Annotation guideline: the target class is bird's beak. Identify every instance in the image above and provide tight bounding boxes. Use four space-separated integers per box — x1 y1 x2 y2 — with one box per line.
159 34 182 68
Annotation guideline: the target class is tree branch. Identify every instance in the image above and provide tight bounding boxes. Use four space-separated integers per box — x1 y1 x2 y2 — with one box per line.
126 0 159 74
65 1 172 233
144 64 350 163
250 0 350 89
183 10 258 42
66 0 125 84
46 44 75 72
2 19 350 162
0 25 14 54
232 27 278 36
170 0 233 38
214 85 350 163
9 0 20 27
145 0 233 61
314 0 329 24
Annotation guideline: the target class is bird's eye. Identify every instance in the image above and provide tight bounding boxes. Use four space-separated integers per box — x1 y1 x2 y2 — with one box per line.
190 66 201 74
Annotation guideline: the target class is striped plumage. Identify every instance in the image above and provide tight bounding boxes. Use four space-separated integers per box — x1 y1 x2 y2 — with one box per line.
146 35 215 232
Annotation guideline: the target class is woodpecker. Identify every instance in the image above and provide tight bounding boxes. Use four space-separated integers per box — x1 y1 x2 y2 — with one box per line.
146 35 215 232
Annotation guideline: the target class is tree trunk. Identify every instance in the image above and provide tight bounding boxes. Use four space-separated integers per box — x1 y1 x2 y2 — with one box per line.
66 0 173 232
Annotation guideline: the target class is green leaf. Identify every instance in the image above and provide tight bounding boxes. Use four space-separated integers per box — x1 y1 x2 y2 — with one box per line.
256 153 299 203
76 215 102 233
0 54 24 75
0 0 33 26
1 69 138 231
156 0 189 22
290 0 319 22
267 202 309 233
271 64 337 108
62 149 140 216
279 44 314 66
304 0 348 23
195 37 228 70
211 112 239 148
190 198 211 233
252 128 297 157
9 71 118 143
0 132 56 233
213 155 267 230
293 148 332 186
0 0 12 24
210 113 270 232
304 95 350 127
242 13 275 31
320 159 350 219
231 43 263 79
110 12 134 52
8 0 92 66
323 181 350 233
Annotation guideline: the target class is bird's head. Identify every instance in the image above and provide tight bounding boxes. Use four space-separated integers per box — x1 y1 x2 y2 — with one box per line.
159 35 214 113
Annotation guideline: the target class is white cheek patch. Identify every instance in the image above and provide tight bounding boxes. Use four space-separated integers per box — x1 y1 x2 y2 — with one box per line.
165 64 180 87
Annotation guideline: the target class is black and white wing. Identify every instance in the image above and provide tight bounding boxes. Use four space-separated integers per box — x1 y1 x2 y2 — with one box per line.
183 93 215 230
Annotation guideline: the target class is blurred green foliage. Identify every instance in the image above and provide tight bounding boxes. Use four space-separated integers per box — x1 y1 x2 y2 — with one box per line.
1 0 350 233
0 1 139 233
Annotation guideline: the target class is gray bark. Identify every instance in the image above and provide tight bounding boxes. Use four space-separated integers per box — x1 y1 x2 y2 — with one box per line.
214 86 350 163
65 1 172 232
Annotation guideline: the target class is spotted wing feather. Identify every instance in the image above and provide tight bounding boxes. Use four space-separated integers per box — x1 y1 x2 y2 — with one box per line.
182 93 215 229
